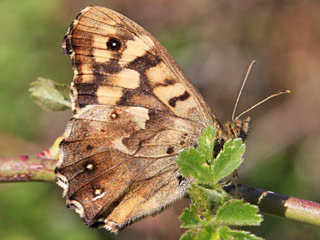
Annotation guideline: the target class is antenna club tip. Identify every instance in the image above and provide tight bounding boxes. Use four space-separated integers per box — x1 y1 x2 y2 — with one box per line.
285 89 291 94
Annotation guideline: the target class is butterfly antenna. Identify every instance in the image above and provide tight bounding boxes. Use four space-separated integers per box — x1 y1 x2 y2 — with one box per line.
231 60 256 121
234 89 291 120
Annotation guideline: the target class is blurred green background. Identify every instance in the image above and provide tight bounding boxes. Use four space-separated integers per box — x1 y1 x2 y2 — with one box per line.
1 0 320 239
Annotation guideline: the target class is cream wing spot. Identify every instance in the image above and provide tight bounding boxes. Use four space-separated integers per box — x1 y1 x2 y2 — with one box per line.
70 83 79 113
93 48 113 63
119 35 154 66
91 35 114 63
124 107 149 129
153 83 186 106
172 92 198 117
71 51 78 74
76 75 96 83
96 86 123 105
70 83 78 104
153 83 199 119
146 61 176 87
113 138 134 155
78 62 93 75
73 34 109 50
139 34 155 49
110 69 140 89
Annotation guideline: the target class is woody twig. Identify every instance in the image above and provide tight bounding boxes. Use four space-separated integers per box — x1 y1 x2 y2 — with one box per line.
0 153 56 183
225 183 320 227
0 152 319 227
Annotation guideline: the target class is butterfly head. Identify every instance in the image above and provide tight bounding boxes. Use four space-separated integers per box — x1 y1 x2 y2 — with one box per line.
214 116 250 156
223 116 250 141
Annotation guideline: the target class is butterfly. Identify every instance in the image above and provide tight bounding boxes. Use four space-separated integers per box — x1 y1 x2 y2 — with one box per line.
55 5 249 233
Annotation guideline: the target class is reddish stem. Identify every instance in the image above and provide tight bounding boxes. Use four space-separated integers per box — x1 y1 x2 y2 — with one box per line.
0 154 57 182
225 184 320 227
0 153 319 227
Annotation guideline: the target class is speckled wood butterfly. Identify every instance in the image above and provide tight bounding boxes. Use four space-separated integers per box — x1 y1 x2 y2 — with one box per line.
55 6 249 233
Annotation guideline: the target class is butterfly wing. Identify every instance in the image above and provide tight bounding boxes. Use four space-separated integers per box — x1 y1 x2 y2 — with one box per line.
56 6 218 232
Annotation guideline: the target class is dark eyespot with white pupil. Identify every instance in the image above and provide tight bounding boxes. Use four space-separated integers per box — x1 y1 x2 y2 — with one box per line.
107 37 121 51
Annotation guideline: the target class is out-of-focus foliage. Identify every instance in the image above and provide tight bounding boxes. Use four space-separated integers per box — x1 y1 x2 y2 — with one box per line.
1 0 320 239
29 78 71 111
0 0 72 139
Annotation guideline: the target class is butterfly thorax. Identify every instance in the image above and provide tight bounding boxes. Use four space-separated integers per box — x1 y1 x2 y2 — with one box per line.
214 116 250 157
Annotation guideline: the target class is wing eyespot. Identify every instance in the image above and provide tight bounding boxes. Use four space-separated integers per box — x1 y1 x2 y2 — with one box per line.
106 37 122 51
86 163 94 171
83 160 96 172
94 188 103 196
110 111 119 120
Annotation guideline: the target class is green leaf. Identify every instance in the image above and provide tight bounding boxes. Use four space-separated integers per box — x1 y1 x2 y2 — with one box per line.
178 126 263 240
188 184 227 214
187 184 211 213
180 230 195 240
177 148 212 184
181 228 222 240
180 205 206 228
216 200 263 226
198 125 217 161
212 138 245 181
29 77 71 111
194 227 216 240
218 226 264 240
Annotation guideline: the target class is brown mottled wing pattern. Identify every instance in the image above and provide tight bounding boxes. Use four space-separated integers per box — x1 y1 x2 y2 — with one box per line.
55 6 219 233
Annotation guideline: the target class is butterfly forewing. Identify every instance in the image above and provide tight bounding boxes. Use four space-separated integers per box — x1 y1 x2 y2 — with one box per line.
56 6 219 232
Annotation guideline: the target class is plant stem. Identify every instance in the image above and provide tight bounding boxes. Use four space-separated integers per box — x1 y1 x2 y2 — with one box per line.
225 183 320 227
0 153 57 183
0 153 319 227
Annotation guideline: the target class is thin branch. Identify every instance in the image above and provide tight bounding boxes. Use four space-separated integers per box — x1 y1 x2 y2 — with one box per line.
225 183 320 227
0 153 319 227
0 153 57 183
